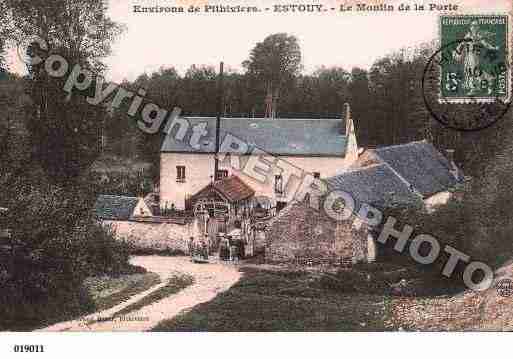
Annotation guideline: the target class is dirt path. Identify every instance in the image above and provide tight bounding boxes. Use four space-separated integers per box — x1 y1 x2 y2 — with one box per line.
38 256 241 332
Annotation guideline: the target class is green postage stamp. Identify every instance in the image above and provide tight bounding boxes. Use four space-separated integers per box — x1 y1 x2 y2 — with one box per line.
439 14 511 103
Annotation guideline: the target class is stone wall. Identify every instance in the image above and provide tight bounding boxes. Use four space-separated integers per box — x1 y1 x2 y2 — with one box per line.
265 202 370 265
103 218 198 253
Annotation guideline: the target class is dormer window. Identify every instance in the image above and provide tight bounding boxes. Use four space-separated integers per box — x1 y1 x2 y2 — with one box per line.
176 166 186 183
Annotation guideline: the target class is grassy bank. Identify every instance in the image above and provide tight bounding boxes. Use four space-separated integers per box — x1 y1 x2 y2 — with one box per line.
1 266 161 331
84 270 161 313
152 267 391 331
152 260 470 332
110 274 194 317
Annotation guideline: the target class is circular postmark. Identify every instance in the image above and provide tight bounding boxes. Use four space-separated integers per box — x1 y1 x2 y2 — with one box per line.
496 278 513 297
422 38 512 131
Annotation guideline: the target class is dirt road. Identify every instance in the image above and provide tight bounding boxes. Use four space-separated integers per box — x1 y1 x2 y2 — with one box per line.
38 256 241 332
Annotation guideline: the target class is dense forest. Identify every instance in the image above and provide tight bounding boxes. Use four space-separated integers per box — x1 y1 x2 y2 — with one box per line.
103 36 503 180
1 1 513 329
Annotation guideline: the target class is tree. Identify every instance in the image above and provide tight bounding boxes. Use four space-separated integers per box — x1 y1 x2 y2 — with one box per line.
243 33 302 116
182 65 217 115
314 67 351 115
0 2 10 68
349 68 372 145
0 175 130 330
6 0 123 72
4 0 123 183
0 74 31 176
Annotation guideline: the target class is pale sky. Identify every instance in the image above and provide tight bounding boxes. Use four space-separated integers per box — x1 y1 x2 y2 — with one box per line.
6 0 512 82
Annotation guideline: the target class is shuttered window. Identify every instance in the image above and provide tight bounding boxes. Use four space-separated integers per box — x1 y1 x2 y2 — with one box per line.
176 166 186 182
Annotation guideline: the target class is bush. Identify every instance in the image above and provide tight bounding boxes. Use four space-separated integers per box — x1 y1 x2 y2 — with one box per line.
0 277 95 331
0 177 132 330
81 224 131 275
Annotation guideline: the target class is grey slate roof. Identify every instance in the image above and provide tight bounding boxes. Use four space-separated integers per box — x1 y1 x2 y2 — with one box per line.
326 164 422 209
94 195 140 220
374 141 461 197
161 117 348 157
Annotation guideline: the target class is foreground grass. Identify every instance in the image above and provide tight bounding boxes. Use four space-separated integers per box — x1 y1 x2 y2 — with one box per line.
153 267 391 331
0 267 160 331
110 274 194 317
83 270 161 313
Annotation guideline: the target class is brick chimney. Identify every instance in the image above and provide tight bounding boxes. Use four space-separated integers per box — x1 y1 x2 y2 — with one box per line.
445 149 461 180
445 149 455 163
343 103 351 135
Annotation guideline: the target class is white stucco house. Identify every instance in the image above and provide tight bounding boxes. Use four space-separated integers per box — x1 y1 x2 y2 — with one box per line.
159 105 358 210
94 105 465 258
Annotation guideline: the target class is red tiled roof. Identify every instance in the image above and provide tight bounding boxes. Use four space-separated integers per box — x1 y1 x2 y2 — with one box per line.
190 175 255 204
213 175 255 202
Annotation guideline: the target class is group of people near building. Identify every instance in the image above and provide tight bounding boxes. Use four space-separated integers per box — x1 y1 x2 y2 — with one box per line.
188 234 245 263
219 235 245 263
188 236 209 262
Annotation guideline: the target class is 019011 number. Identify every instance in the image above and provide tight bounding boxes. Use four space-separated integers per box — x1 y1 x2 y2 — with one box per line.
13 345 44 353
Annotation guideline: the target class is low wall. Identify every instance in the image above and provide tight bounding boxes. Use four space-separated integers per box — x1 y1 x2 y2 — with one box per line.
103 218 196 253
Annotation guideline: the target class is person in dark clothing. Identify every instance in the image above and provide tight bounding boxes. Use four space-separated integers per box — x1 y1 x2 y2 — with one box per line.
238 237 245 260
201 238 209 260
219 237 230 261
188 237 195 261
228 235 238 262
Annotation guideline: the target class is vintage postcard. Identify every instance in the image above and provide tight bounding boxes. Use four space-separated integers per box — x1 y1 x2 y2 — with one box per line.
1 0 513 357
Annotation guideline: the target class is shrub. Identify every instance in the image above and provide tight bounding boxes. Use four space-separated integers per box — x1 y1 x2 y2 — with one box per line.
81 223 131 275
0 177 132 330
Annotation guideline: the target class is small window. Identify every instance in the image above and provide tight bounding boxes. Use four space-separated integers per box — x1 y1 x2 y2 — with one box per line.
274 175 283 194
216 169 228 180
276 201 287 212
313 172 321 179
176 166 186 182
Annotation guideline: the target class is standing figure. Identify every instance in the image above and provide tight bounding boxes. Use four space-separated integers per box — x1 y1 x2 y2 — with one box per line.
188 237 195 262
229 236 239 263
201 237 209 260
453 20 499 95
219 237 229 261
238 237 245 260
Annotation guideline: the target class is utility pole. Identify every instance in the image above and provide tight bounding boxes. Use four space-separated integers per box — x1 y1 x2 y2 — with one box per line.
214 62 224 181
